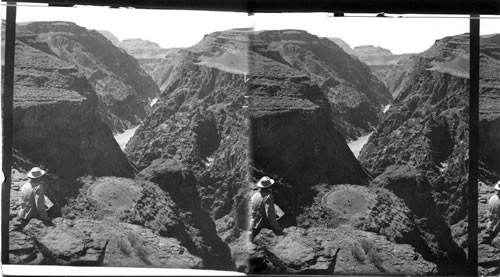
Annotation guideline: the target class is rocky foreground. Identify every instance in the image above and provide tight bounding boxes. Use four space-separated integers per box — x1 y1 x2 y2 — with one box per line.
478 33 500 275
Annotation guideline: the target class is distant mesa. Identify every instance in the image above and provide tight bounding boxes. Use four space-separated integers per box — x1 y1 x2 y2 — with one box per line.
350 44 416 98
353 45 394 56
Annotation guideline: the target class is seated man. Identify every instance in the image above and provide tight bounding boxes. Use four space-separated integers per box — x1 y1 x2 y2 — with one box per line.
18 167 53 226
249 176 283 242
486 181 500 244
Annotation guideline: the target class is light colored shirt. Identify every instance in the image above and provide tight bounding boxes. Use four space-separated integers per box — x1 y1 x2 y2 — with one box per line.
250 189 281 231
487 194 500 233
18 182 50 221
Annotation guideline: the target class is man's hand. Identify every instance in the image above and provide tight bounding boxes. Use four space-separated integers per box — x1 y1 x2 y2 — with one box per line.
273 228 284 236
42 219 54 226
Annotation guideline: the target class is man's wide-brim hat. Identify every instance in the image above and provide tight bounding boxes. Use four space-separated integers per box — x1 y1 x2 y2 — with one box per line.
256 176 275 188
27 167 46 179
495 181 500 191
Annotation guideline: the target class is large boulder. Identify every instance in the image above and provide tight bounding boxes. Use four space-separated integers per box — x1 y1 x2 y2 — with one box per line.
62 176 234 270
371 166 467 271
231 226 436 275
11 217 202 268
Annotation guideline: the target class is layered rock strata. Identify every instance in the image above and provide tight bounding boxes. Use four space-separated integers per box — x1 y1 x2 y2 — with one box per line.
16 21 160 133
13 41 134 180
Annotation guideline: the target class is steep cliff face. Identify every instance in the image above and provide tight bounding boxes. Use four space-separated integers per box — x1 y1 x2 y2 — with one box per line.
249 30 392 140
351 45 416 97
247 75 370 209
479 34 500 174
15 21 160 133
126 30 251 245
478 33 500 276
358 34 469 272
13 41 134 180
140 30 392 141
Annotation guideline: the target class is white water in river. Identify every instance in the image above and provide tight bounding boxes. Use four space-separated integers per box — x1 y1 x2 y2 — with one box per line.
114 125 140 150
150 97 159 107
347 132 373 158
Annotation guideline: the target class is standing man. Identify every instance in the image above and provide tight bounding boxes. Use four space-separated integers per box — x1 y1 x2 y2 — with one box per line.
250 176 283 242
486 181 500 244
18 167 52 226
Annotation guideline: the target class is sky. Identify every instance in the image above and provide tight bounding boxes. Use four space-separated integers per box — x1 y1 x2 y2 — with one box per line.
1 4 498 54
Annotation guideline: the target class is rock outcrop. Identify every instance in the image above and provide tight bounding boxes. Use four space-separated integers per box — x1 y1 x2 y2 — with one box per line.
248 30 392 140
230 184 439 274
478 33 500 275
249 227 436 275
63 176 233 269
15 21 160 133
140 30 392 141
126 29 251 244
358 34 469 273
351 45 416 97
13 40 134 180
247 68 370 210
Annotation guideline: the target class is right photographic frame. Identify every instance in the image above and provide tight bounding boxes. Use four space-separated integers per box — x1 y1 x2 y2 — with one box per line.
246 13 470 275
479 15 500 276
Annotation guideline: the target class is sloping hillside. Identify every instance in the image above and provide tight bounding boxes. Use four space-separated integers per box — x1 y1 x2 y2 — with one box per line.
16 21 160 133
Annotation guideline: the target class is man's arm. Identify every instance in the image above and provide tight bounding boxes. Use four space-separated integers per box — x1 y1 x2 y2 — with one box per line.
34 186 51 221
264 194 282 231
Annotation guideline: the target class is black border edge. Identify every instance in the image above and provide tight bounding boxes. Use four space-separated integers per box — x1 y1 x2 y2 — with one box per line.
468 13 479 276
1 0 500 14
1 1 17 266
